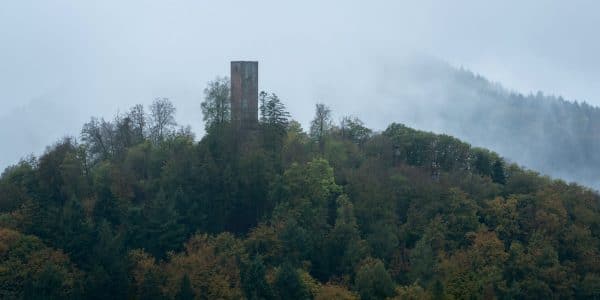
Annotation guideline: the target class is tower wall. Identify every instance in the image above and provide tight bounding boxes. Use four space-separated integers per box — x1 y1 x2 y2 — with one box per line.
230 61 258 129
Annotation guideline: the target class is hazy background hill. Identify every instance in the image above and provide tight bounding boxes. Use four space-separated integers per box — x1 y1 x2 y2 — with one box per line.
359 58 600 189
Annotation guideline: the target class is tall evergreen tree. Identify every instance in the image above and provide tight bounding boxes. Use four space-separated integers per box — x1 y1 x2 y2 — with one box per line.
140 189 186 258
241 256 273 300
491 159 507 184
355 258 396 300
140 270 164 300
175 274 195 300
274 263 310 300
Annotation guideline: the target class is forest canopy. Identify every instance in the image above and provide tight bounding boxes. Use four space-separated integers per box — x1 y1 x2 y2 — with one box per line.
1 81 600 299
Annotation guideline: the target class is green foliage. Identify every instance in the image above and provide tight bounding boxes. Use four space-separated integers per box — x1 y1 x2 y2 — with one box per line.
578 273 600 299
24 263 81 300
282 120 310 167
340 116 372 145
201 77 230 130
0 228 82 299
316 284 358 300
241 256 273 300
408 216 446 286
1 95 600 299
260 91 290 129
140 269 164 300
491 159 507 184
273 263 310 300
393 283 432 300
136 189 186 258
276 158 341 235
355 258 396 300
442 189 480 247
175 274 195 300
321 195 368 278
0 159 37 213
310 103 332 152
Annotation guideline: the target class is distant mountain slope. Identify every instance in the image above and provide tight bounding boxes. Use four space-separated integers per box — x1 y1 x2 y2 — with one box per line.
368 58 600 189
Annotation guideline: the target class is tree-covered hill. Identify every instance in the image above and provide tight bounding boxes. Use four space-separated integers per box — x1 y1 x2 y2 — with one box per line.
371 58 600 189
1 86 599 299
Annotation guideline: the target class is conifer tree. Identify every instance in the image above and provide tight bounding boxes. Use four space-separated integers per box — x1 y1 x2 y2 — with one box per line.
141 189 186 258
241 256 273 300
175 274 195 300
274 263 310 300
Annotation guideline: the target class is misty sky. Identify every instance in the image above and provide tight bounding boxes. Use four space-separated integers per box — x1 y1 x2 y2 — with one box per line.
1 1 599 170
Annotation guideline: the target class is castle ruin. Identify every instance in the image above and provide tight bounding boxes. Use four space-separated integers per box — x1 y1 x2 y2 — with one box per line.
230 61 258 129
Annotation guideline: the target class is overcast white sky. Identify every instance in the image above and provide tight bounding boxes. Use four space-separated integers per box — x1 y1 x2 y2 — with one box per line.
1 1 599 169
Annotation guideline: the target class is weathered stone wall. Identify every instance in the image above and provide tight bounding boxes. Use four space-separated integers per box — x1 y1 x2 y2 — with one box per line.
230 61 258 129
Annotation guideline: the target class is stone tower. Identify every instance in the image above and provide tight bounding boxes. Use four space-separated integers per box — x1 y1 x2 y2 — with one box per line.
230 61 258 129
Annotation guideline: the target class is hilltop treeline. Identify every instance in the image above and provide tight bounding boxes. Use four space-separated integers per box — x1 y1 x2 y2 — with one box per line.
380 59 600 189
1 81 600 299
